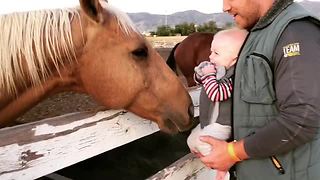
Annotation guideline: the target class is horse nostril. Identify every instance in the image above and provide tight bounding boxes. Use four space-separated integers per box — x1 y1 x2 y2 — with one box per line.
188 104 194 118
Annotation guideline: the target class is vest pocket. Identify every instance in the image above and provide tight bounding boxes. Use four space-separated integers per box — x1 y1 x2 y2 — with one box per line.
240 53 276 104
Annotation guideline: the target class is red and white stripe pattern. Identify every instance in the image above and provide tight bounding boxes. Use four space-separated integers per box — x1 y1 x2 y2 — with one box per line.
200 75 233 102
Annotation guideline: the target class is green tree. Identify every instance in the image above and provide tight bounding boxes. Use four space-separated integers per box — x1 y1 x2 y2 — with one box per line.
197 21 220 34
223 22 235 29
174 22 196 36
153 20 223 36
156 25 173 36
149 31 156 36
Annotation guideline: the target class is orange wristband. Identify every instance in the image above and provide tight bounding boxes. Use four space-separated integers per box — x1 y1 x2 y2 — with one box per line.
227 142 241 162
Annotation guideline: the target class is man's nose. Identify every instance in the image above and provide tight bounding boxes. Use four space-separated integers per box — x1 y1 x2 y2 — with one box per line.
223 0 231 13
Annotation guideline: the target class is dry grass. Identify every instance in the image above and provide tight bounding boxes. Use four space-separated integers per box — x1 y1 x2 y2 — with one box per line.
146 36 187 48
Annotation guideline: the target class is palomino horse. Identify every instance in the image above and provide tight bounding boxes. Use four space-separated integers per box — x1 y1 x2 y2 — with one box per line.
0 0 194 133
166 32 213 87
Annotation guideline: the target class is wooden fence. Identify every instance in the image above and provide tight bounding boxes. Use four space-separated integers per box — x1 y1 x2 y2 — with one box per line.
0 87 217 180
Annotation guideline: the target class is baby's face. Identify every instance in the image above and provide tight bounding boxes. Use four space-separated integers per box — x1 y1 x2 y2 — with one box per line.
209 35 238 69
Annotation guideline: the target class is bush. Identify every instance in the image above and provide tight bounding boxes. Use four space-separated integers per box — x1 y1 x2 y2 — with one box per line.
154 21 221 36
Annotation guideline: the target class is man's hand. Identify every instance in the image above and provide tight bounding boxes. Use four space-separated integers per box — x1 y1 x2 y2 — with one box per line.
191 149 204 158
199 136 237 171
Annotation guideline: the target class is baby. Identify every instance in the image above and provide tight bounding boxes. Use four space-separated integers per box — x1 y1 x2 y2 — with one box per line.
187 28 248 180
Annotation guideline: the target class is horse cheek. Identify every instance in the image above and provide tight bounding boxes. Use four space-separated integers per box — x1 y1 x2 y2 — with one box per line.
78 56 114 107
82 55 143 109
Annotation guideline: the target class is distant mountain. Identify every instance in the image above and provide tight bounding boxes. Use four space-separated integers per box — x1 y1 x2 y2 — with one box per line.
127 0 320 33
128 11 233 33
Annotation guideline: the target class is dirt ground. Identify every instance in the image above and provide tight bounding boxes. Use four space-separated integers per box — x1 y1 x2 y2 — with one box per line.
147 36 186 48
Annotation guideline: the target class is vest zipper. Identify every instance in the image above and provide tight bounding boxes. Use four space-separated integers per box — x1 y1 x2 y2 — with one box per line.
253 51 283 174
270 156 285 175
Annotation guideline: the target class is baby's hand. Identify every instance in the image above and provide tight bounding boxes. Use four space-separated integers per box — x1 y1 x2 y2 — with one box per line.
201 63 216 76
194 61 216 78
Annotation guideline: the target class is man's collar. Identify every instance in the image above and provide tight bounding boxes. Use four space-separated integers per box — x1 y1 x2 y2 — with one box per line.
252 0 294 31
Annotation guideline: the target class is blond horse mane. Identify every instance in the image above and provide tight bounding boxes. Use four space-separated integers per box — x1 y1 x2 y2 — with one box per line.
0 9 79 96
0 2 138 96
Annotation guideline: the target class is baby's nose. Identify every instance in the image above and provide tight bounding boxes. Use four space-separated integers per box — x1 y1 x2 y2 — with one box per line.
209 54 214 60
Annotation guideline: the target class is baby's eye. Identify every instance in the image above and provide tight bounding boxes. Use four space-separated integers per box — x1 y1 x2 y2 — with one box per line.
214 51 219 55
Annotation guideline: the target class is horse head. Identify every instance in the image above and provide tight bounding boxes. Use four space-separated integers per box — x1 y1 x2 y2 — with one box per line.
75 0 194 133
0 0 194 133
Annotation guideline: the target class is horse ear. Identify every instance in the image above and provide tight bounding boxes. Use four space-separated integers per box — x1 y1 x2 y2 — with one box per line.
79 0 105 24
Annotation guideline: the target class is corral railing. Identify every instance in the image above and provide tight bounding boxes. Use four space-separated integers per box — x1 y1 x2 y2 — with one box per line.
0 87 216 180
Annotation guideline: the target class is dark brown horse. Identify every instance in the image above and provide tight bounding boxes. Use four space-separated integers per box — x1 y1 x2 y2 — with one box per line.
0 0 194 133
166 32 214 87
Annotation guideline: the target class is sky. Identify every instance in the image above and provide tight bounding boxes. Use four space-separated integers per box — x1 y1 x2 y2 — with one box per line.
0 0 318 15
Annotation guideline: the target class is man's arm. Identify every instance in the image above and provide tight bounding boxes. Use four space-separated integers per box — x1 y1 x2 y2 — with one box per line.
243 19 320 158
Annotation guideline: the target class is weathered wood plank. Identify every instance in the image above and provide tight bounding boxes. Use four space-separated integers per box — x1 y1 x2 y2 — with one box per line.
0 110 159 180
0 87 201 180
148 153 230 180
147 153 216 180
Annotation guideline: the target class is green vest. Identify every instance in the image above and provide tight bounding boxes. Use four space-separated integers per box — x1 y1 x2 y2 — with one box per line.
233 3 320 180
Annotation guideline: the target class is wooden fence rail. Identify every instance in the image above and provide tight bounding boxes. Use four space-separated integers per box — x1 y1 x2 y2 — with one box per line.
0 87 214 180
148 153 216 180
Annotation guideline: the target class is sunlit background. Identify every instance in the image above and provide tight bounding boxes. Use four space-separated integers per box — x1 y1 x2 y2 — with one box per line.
0 0 316 15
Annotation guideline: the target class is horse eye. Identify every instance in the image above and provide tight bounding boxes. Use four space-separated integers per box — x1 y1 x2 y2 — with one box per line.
132 47 148 59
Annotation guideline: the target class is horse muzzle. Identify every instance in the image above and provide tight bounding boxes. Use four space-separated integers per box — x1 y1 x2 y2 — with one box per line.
161 103 194 134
